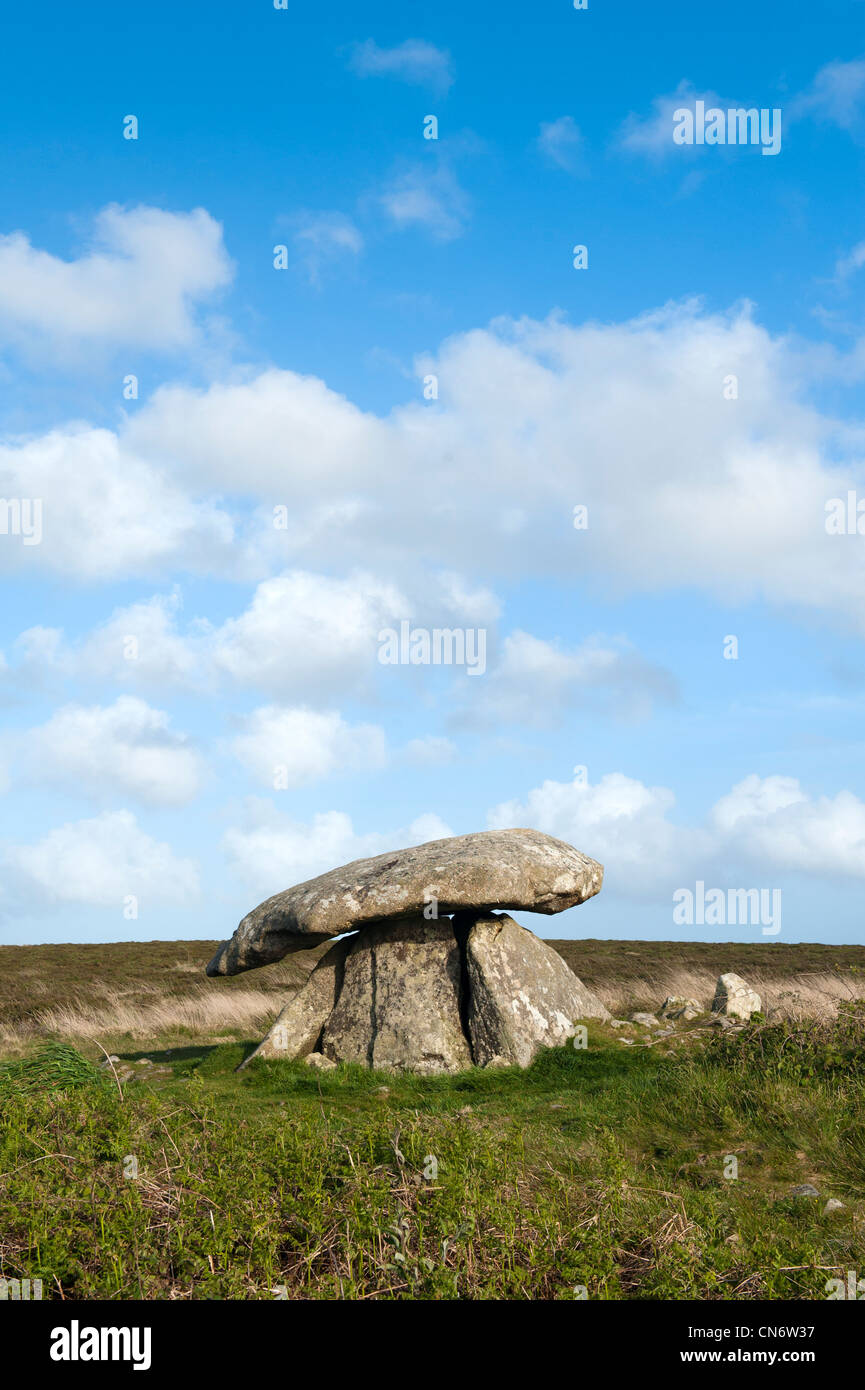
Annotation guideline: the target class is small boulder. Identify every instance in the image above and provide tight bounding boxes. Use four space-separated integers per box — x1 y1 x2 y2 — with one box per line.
712 973 761 1021
630 1012 661 1028
304 1052 336 1071
659 995 702 1021
823 1198 845 1215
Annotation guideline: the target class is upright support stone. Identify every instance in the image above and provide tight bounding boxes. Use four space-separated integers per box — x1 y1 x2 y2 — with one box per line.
238 937 351 1068
460 912 610 1068
321 917 472 1074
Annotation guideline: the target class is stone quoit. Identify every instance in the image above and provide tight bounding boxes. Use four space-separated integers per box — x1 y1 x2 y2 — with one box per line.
206 828 608 1073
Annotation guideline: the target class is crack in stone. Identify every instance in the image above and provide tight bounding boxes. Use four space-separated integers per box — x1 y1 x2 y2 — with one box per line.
450 914 475 1063
367 935 377 1070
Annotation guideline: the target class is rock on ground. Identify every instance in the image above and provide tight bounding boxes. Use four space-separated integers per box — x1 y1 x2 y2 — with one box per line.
238 938 351 1069
712 972 762 1021
659 995 702 1020
321 917 472 1074
460 912 610 1068
206 828 603 977
304 1052 336 1071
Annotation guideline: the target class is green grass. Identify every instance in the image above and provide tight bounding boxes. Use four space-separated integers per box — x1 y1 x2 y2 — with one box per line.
3 939 864 1300
0 1040 107 1092
2 1023 863 1300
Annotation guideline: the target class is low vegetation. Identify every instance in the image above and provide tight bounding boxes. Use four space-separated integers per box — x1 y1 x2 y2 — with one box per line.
1 939 863 1300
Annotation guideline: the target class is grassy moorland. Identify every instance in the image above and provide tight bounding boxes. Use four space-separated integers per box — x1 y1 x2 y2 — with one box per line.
3 937 864 1049
1 938 864 1301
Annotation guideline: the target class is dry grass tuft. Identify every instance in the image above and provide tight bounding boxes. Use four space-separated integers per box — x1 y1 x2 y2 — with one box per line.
1 987 288 1043
594 968 865 1021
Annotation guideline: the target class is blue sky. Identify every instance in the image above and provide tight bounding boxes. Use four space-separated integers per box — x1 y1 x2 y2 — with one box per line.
1 0 864 948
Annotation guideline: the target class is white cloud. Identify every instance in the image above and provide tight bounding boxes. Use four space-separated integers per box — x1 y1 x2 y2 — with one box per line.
6 299 865 636
617 81 725 158
5 594 207 691
712 774 865 877
0 205 232 354
231 706 387 787
537 116 585 172
834 240 865 281
211 571 406 698
195 765 865 913
711 772 806 831
792 58 865 132
0 427 235 579
292 212 363 284
72 594 208 688
22 696 204 806
380 165 469 240
489 772 696 891
489 770 865 895
403 735 457 765
625 61 865 163
222 802 453 895
461 630 677 726
434 572 502 624
4 569 504 701
348 39 453 92
126 367 387 497
2 810 199 908
401 304 865 630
